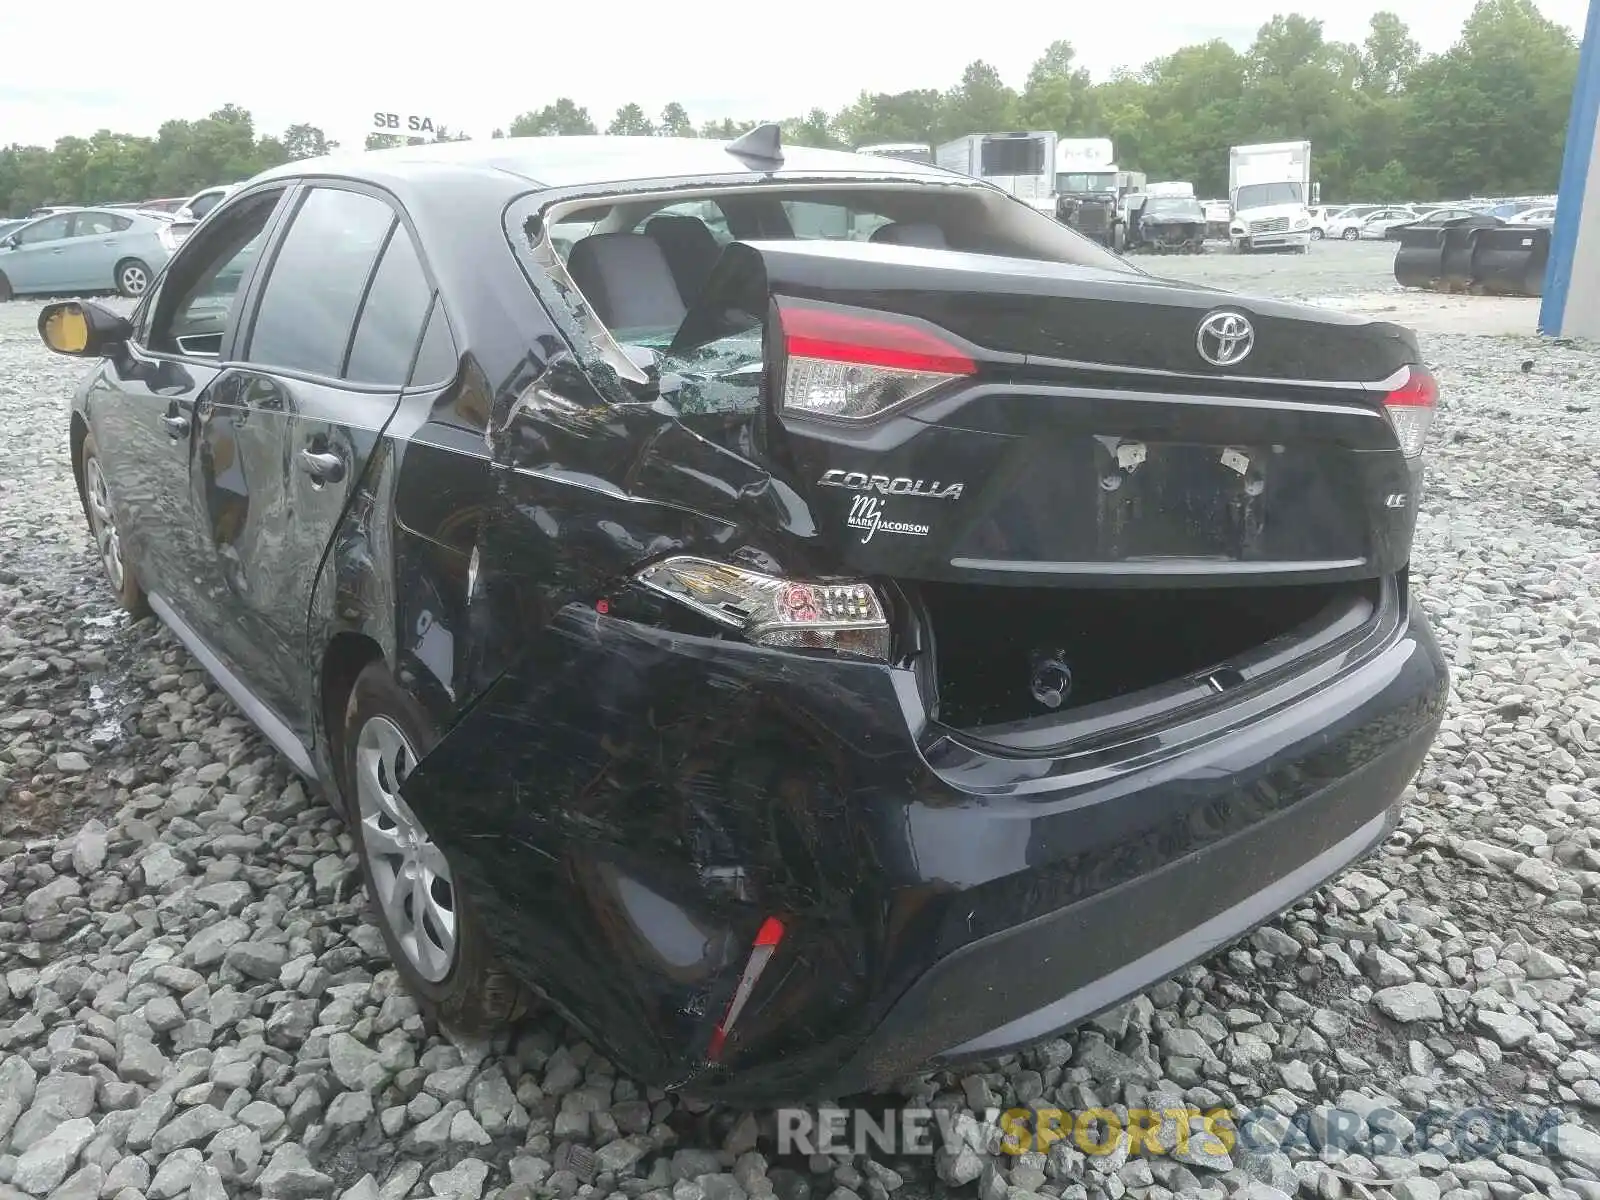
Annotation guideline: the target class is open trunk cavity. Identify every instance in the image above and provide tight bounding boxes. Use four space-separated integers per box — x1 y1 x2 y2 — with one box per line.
918 578 1380 731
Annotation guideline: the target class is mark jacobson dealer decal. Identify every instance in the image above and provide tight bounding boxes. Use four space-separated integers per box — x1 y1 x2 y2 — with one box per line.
818 470 965 501
847 495 929 543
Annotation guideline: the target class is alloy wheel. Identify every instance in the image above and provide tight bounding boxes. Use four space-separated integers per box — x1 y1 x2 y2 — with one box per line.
355 715 458 982
84 458 124 592
120 264 149 295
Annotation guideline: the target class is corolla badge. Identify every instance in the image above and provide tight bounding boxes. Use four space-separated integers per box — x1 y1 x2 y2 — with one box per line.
1196 311 1255 367
818 470 965 501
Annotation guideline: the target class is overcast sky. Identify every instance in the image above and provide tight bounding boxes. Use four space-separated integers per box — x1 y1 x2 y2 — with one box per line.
3 0 1590 149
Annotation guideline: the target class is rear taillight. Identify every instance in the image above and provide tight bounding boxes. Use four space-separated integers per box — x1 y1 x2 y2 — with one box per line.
1383 365 1438 460
778 302 975 420
707 916 785 1063
633 556 890 661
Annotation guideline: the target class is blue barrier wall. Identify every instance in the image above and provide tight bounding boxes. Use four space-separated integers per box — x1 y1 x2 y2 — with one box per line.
1541 0 1600 337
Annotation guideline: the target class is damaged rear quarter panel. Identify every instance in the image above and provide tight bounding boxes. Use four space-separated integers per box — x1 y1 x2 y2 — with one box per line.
388 182 907 1088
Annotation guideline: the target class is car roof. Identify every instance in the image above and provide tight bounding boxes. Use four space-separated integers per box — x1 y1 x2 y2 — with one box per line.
255 135 965 194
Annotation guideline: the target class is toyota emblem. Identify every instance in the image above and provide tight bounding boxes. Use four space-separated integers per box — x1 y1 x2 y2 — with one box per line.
1196 311 1255 367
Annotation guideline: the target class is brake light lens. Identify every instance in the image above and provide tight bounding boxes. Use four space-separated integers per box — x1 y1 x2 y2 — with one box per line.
634 556 890 660
1383 366 1439 459
778 302 975 420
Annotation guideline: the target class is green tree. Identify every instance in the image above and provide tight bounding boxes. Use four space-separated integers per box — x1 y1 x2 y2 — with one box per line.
699 117 756 139
1019 41 1094 133
659 103 694 137
1360 11 1422 95
782 108 841 148
0 8 1583 219
1405 0 1577 196
283 123 335 160
939 61 1018 139
508 100 597 136
834 89 941 148
607 104 655 136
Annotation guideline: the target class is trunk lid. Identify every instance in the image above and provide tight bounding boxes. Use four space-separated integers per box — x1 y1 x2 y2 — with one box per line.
665 240 1425 589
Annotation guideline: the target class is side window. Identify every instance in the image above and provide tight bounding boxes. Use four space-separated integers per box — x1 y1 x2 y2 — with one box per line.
246 188 395 378
780 200 892 243
147 189 285 358
16 215 70 245
407 297 459 389
345 229 433 386
72 212 132 236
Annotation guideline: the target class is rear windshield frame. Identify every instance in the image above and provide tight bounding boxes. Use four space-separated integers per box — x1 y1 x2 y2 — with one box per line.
502 174 1140 395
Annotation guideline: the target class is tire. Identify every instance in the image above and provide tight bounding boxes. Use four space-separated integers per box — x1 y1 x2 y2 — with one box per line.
1342 228 1359 242
1310 228 1324 241
115 259 152 298
341 662 528 1034
80 431 148 617
0 273 12 302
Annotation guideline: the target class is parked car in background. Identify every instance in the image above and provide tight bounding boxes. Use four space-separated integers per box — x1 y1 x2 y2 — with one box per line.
0 208 175 299
1511 205 1556 227
1385 208 1504 240
1324 204 1383 230
173 182 243 223
1328 206 1413 240
36 132 1446 1103
1307 205 1337 239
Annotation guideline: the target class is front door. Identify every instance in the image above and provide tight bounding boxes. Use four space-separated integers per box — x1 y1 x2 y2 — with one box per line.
1 213 73 293
88 189 290 623
188 184 426 741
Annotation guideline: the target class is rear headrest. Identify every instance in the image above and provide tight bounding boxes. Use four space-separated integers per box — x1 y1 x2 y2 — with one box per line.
869 222 948 249
643 215 722 304
566 232 686 333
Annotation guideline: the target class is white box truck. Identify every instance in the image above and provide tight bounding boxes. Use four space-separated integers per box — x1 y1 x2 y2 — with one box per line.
1227 141 1317 254
937 132 1058 213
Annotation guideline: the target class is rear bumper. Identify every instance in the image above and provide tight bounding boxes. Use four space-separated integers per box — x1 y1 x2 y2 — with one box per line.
403 585 1446 1104
836 727 1414 1087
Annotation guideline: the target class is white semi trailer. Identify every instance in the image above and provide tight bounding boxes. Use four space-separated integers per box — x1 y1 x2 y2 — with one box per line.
936 131 1059 213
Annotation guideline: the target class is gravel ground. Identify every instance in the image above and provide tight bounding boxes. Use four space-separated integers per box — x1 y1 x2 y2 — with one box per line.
1 260 1598 1200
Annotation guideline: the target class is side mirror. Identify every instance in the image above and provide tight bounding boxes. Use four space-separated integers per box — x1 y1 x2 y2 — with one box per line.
1 234 17 250
1311 182 1322 205
38 300 132 357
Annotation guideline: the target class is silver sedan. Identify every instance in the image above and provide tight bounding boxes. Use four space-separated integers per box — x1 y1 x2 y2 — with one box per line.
0 207 175 300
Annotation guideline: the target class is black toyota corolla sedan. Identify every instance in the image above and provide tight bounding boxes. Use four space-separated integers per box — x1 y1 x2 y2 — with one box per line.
39 129 1448 1103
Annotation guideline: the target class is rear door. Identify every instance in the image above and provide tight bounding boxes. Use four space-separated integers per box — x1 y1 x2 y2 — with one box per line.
187 183 423 741
62 210 132 290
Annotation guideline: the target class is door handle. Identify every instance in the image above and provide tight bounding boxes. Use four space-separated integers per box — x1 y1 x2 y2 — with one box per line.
162 415 189 437
298 449 345 483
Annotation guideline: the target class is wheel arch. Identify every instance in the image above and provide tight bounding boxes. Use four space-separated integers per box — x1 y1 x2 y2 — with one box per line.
317 631 387 810
70 412 90 512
